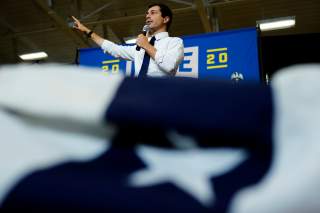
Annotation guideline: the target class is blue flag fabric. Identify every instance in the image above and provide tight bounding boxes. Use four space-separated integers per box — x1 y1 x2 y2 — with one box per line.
2 64 320 212
106 77 272 147
1 76 272 212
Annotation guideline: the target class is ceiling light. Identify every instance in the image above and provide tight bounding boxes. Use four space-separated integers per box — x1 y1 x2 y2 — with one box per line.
257 16 296 31
19 52 48 61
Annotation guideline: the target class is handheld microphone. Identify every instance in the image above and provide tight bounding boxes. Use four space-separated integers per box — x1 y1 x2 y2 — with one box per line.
136 25 150 51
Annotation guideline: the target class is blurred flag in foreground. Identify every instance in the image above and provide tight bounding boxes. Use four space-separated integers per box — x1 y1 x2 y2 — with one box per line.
0 64 320 213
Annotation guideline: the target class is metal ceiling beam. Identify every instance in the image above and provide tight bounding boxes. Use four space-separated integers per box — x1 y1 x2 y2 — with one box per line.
208 0 252 7
10 0 249 38
166 0 194 6
81 2 113 19
85 1 123 44
0 19 20 61
194 0 212 32
33 0 89 47
71 0 81 18
47 0 53 8
13 27 57 37
0 18 39 51
209 8 219 32
86 6 194 26
0 18 41 62
205 0 219 32
106 25 124 43
8 7 194 37
0 19 16 33
11 37 20 62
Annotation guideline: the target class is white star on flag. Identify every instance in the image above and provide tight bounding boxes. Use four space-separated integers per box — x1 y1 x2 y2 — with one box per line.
128 145 247 207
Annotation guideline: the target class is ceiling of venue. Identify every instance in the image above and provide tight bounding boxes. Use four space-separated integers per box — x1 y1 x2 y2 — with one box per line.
0 0 319 64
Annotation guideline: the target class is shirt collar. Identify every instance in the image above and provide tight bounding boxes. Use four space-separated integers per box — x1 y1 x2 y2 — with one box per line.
152 32 169 41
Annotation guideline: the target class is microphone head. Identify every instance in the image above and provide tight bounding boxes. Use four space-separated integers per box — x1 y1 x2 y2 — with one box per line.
136 24 150 51
142 24 150 33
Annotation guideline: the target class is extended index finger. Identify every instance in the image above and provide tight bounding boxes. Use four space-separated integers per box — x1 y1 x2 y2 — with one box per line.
71 16 79 22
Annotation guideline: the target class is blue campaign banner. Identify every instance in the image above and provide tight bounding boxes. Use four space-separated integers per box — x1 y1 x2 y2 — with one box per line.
78 46 134 77
78 27 261 81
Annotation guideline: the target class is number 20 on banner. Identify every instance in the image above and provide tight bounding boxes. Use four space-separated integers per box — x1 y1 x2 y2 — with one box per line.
206 48 228 70
102 59 120 74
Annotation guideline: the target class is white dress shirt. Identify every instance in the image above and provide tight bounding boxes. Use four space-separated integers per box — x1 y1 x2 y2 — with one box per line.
101 32 184 77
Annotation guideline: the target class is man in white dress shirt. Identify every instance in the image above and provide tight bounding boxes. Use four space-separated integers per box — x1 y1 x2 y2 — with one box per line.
72 3 184 77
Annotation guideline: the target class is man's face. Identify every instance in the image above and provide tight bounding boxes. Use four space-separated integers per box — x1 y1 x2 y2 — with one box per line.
145 5 168 32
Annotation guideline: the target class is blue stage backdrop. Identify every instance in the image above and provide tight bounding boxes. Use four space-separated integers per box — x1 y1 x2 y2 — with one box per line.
78 27 261 81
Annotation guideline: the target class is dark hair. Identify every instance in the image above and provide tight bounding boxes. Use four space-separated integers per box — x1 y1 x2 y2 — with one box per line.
148 3 173 31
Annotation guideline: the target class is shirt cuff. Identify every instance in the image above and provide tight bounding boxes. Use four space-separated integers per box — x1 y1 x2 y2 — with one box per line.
155 49 165 65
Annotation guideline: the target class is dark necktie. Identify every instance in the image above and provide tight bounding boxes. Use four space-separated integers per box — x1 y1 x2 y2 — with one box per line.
137 36 156 78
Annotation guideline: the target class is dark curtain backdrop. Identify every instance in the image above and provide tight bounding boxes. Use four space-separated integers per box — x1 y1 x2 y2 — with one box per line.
261 33 320 79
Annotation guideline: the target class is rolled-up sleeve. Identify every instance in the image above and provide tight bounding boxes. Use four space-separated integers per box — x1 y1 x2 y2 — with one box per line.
154 38 184 74
101 40 135 61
